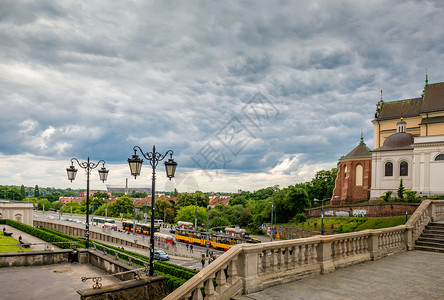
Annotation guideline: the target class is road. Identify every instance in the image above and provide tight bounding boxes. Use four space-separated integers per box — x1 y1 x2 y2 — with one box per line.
33 211 225 270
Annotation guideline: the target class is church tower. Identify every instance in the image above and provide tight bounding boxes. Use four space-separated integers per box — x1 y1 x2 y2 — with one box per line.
331 131 372 205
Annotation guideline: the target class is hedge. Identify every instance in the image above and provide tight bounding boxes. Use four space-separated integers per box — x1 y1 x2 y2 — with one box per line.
2 220 196 293
0 219 84 249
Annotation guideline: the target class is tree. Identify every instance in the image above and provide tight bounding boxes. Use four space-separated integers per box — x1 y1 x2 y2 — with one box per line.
307 168 338 204
229 195 247 207
129 191 148 198
107 196 134 217
397 179 405 200
34 185 40 198
155 198 174 221
209 216 230 229
20 185 26 199
174 205 207 226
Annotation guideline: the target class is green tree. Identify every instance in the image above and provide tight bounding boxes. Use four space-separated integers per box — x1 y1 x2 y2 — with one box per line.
155 198 174 221
34 185 40 198
174 205 207 226
307 168 337 204
129 191 148 198
397 179 405 200
209 216 230 229
107 196 134 217
229 195 248 207
20 185 26 199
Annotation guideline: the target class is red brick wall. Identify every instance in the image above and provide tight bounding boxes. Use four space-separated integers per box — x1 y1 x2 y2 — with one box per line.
307 203 419 218
331 159 372 205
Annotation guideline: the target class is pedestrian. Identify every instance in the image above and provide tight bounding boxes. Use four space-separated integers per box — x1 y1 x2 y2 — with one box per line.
186 244 189 251
208 255 212 265
190 244 193 253
201 256 205 268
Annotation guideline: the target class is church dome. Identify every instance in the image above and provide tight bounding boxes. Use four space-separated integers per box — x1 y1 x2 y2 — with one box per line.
383 132 414 148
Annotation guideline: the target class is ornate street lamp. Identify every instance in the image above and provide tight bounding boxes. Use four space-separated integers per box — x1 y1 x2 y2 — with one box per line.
128 145 177 276
66 157 108 248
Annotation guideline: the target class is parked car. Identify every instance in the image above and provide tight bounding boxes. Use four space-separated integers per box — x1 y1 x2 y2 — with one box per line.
154 250 170 261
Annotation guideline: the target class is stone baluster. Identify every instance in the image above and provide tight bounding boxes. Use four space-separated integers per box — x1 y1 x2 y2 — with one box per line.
276 248 282 271
215 268 227 294
304 245 309 264
284 246 290 268
311 244 318 264
192 282 204 300
297 245 303 265
257 252 262 274
261 250 267 273
269 249 277 271
227 257 238 285
204 274 216 300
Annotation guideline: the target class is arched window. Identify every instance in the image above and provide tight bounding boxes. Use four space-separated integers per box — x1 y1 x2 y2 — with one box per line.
385 162 393 177
435 154 444 161
400 161 408 176
344 165 347 178
355 165 363 186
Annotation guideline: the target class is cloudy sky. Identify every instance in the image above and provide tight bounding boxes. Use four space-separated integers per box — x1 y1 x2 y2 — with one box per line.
1 0 444 193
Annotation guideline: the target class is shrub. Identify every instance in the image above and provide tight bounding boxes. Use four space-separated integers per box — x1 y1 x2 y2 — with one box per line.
380 191 393 202
294 213 307 223
404 191 419 203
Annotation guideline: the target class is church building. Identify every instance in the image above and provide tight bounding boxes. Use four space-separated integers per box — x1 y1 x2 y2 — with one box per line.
332 76 444 204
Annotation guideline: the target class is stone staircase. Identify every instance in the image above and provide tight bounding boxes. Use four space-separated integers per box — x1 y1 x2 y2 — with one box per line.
415 222 444 253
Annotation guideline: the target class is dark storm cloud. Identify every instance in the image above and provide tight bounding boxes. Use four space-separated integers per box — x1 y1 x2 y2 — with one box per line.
1 0 444 190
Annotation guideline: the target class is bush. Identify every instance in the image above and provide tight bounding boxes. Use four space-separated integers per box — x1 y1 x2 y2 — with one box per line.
404 191 419 203
294 213 307 223
0 219 84 249
380 191 393 202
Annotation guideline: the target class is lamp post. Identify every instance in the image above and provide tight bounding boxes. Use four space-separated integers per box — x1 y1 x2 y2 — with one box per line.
195 199 198 230
66 157 109 249
128 145 177 276
270 197 274 242
314 198 328 235
206 204 210 257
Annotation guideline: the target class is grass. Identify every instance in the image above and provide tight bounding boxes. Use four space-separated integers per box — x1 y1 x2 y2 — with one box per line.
283 216 409 233
0 232 31 252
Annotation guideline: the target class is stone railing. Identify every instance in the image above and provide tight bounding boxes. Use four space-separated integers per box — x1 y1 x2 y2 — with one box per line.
406 200 444 242
165 200 444 300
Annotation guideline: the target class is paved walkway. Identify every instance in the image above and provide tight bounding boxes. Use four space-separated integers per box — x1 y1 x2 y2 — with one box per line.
234 251 444 300
1 224 60 251
0 263 120 300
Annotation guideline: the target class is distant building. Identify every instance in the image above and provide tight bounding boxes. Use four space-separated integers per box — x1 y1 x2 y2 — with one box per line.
209 196 231 207
370 77 444 199
331 132 372 205
332 76 444 202
0 200 34 226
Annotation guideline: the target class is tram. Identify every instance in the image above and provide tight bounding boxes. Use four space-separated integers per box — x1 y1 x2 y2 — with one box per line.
174 223 260 251
122 220 160 235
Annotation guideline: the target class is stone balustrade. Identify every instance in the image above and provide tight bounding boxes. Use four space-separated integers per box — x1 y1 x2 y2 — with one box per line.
165 200 444 300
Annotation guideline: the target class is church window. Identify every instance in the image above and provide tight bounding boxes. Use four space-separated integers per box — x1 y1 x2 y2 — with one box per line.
385 162 393 177
435 154 444 161
355 165 363 186
344 165 347 178
400 161 408 176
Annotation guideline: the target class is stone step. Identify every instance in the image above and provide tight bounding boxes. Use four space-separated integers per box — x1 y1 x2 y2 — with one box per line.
420 233 444 240
417 237 444 244
426 225 444 231
428 222 444 227
422 229 444 235
414 245 444 254
416 240 444 249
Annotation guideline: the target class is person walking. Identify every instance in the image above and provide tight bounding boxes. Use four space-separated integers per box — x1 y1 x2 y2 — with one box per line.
201 256 205 268
190 244 193 253
186 244 189 251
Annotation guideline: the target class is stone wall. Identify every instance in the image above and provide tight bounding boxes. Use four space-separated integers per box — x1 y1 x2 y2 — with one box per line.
0 249 72 267
266 223 321 240
81 249 137 281
78 275 167 300
307 203 419 218
0 201 34 226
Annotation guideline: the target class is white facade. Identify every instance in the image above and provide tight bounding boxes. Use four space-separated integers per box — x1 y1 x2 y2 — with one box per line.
0 201 34 226
412 135 444 195
370 149 413 199
370 135 444 199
